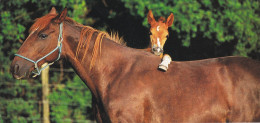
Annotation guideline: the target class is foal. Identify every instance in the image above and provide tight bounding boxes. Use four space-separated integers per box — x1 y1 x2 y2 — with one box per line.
147 10 174 71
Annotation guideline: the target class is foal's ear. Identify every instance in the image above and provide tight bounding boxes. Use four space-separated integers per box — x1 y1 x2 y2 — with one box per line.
49 7 57 14
166 13 174 27
147 10 155 25
54 8 67 24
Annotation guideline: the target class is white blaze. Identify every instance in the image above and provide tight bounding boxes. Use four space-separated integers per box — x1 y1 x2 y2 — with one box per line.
26 27 39 40
157 26 160 31
30 27 39 35
157 37 161 48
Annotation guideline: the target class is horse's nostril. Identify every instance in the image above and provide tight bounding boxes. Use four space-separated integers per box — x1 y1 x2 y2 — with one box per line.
152 47 158 52
152 47 161 52
14 64 20 74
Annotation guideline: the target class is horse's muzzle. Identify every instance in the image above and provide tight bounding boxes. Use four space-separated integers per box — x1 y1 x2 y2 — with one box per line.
152 47 163 56
11 60 33 79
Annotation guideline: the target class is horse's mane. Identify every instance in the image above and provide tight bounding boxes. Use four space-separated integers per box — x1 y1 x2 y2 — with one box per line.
30 13 126 70
75 26 126 70
109 32 126 46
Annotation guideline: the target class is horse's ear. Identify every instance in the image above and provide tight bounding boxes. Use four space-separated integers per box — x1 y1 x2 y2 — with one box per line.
147 10 155 25
49 7 57 14
166 13 174 27
54 8 67 24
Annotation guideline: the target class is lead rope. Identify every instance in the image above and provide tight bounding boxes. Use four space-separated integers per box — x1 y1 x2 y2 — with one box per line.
14 22 63 77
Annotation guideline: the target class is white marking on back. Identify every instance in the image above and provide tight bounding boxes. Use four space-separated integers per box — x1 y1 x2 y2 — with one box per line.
157 26 160 31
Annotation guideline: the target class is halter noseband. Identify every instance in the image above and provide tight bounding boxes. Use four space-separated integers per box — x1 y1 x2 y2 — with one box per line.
14 23 63 76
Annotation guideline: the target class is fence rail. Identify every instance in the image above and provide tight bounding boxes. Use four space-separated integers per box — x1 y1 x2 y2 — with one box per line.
0 99 91 106
0 116 95 123
0 82 88 90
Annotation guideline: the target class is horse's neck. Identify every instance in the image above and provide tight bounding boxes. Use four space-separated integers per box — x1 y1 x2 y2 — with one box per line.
91 39 133 97
61 24 97 95
63 25 132 99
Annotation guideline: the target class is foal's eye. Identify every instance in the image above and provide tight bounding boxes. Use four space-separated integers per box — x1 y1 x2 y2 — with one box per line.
39 34 48 39
149 32 152 35
166 35 169 38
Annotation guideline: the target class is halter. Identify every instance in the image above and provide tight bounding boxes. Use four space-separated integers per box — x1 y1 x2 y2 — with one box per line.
15 23 63 76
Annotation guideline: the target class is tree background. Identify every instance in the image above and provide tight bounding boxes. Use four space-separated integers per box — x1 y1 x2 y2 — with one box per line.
0 0 259 122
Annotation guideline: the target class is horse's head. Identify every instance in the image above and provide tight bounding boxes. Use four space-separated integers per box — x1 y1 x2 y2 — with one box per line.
10 7 68 79
147 10 174 56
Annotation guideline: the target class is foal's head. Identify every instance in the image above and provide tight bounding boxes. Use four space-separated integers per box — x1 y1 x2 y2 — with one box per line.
11 7 68 79
147 10 174 56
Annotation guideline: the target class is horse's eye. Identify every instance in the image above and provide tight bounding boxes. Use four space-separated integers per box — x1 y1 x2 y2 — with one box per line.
39 34 48 39
149 32 152 35
166 35 169 38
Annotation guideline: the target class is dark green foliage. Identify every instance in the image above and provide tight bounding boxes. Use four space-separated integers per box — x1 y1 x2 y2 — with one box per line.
0 80 42 123
49 75 92 122
121 0 260 57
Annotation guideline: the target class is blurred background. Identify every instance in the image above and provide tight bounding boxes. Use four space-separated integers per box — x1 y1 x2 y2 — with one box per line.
0 0 259 122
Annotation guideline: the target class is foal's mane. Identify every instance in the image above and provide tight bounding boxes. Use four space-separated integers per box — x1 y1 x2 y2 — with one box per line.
30 13 125 70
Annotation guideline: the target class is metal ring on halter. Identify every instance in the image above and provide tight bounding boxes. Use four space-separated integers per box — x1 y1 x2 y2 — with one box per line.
14 23 63 76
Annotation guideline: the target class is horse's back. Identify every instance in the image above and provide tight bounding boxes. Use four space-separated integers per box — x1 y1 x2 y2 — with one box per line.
178 56 260 122
144 56 260 122
107 56 260 122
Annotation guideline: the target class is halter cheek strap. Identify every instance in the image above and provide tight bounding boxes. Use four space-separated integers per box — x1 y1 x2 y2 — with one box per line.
14 23 63 76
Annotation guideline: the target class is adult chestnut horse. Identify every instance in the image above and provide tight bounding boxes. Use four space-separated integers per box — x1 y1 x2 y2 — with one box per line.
11 8 260 122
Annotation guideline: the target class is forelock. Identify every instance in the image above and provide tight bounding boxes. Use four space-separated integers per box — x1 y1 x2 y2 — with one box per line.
29 14 57 33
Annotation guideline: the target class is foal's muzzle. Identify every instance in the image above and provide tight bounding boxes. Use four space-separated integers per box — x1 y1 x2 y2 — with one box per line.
152 47 163 56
